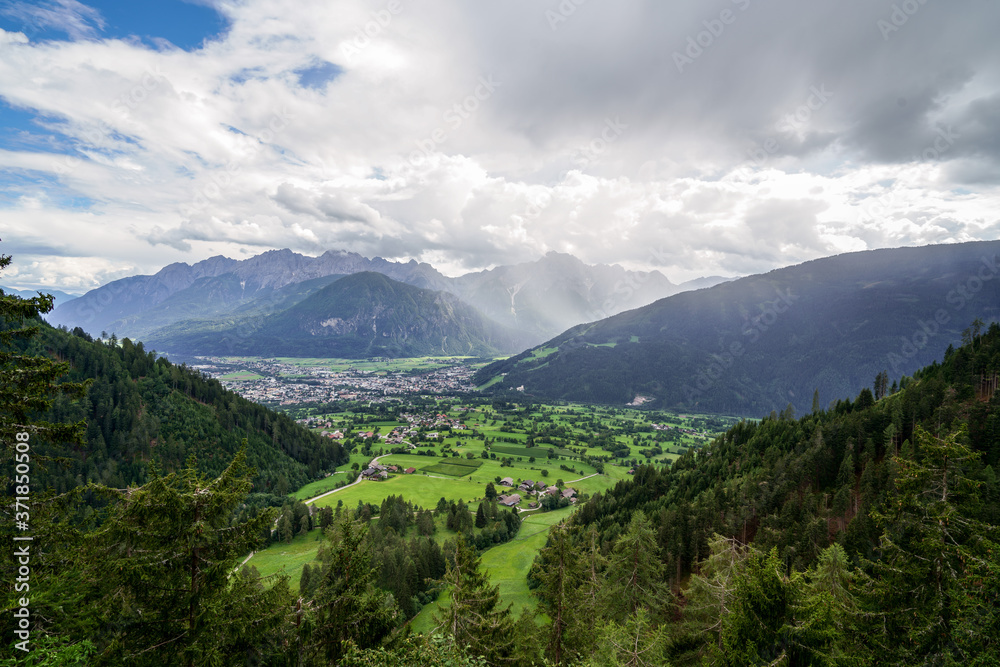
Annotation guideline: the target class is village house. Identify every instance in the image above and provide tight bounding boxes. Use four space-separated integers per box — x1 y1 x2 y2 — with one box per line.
499 493 521 507
545 486 560 496
404 467 416 474
518 480 535 492
500 477 514 487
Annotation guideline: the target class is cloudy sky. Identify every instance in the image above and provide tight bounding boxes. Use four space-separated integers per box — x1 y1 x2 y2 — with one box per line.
1 0 999 292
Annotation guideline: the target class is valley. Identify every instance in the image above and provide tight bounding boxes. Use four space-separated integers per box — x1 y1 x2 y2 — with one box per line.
227 375 737 628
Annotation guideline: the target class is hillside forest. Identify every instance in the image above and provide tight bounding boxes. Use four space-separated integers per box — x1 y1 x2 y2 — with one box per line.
2 253 1000 665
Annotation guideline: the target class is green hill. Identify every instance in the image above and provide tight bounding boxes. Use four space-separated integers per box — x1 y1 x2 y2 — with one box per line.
16 322 347 496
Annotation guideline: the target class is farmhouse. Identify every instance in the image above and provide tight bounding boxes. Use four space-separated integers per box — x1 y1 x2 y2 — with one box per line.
404 467 416 474
562 487 577 499
545 486 560 496
518 480 535 492
499 493 521 507
500 477 514 487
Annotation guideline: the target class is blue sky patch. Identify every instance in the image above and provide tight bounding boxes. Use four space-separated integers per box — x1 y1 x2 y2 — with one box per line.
295 61 344 91
0 0 228 50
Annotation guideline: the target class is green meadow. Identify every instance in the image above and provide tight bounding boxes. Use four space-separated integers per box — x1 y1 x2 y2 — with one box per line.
249 380 737 628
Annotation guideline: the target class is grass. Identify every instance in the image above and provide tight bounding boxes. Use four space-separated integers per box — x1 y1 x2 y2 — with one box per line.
246 529 325 592
409 505 577 633
422 459 482 477
292 474 352 500
312 474 486 511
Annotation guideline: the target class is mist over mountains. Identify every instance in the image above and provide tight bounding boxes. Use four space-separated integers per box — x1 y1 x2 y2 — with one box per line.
47 249 725 353
476 241 1000 415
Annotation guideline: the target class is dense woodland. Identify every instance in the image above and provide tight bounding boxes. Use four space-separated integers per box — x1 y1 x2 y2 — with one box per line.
3 255 1000 665
7 319 347 500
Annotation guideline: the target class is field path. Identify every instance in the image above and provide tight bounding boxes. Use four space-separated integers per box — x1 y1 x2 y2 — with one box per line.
566 472 600 483
304 455 388 505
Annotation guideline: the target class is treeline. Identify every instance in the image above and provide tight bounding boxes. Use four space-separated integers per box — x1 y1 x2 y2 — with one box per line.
14 321 347 496
526 322 1000 665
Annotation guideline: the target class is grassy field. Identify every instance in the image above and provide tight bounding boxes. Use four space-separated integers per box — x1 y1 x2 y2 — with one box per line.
274 355 488 374
248 386 739 635
246 529 325 592
422 459 482 477
408 505 577 633
292 473 353 500
312 474 486 510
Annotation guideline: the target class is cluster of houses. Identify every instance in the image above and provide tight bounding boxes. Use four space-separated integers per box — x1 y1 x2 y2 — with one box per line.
651 422 708 437
361 462 417 481
497 477 577 508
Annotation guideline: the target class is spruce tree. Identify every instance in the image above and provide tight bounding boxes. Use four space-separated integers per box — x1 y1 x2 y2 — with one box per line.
434 536 517 664
308 517 397 664
600 511 670 622
0 253 88 447
83 448 289 666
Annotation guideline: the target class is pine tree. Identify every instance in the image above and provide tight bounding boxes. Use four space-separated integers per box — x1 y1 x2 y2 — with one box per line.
475 503 487 529
600 511 670 622
434 536 517 665
859 426 1000 664
718 547 791 666
533 525 584 665
83 448 289 666
308 517 397 664
0 253 88 447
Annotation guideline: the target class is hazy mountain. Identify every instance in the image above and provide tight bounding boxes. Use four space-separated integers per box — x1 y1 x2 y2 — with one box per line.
47 249 694 346
47 249 449 337
676 275 735 291
475 241 1000 415
1 285 80 308
146 272 531 358
451 251 678 341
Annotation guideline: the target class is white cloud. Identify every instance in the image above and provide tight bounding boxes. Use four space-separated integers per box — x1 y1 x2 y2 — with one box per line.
1 0 999 290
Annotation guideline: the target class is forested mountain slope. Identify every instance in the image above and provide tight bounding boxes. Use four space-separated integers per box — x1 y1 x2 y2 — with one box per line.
528 321 1000 665
13 320 347 496
478 240 1000 415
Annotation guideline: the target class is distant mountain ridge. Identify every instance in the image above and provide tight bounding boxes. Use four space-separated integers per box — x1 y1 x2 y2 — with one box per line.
146 272 531 358
475 241 1000 415
47 249 708 348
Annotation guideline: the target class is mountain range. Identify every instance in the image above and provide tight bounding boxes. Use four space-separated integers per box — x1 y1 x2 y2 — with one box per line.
47 249 726 352
475 240 1000 415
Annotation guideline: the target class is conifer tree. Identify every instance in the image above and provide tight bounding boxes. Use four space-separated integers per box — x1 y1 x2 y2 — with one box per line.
435 536 517 665
308 516 397 664
860 426 1000 664
84 448 289 666
533 525 584 665
600 511 670 622
0 253 88 447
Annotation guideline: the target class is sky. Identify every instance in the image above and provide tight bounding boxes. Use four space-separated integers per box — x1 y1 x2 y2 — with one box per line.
1 0 999 292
